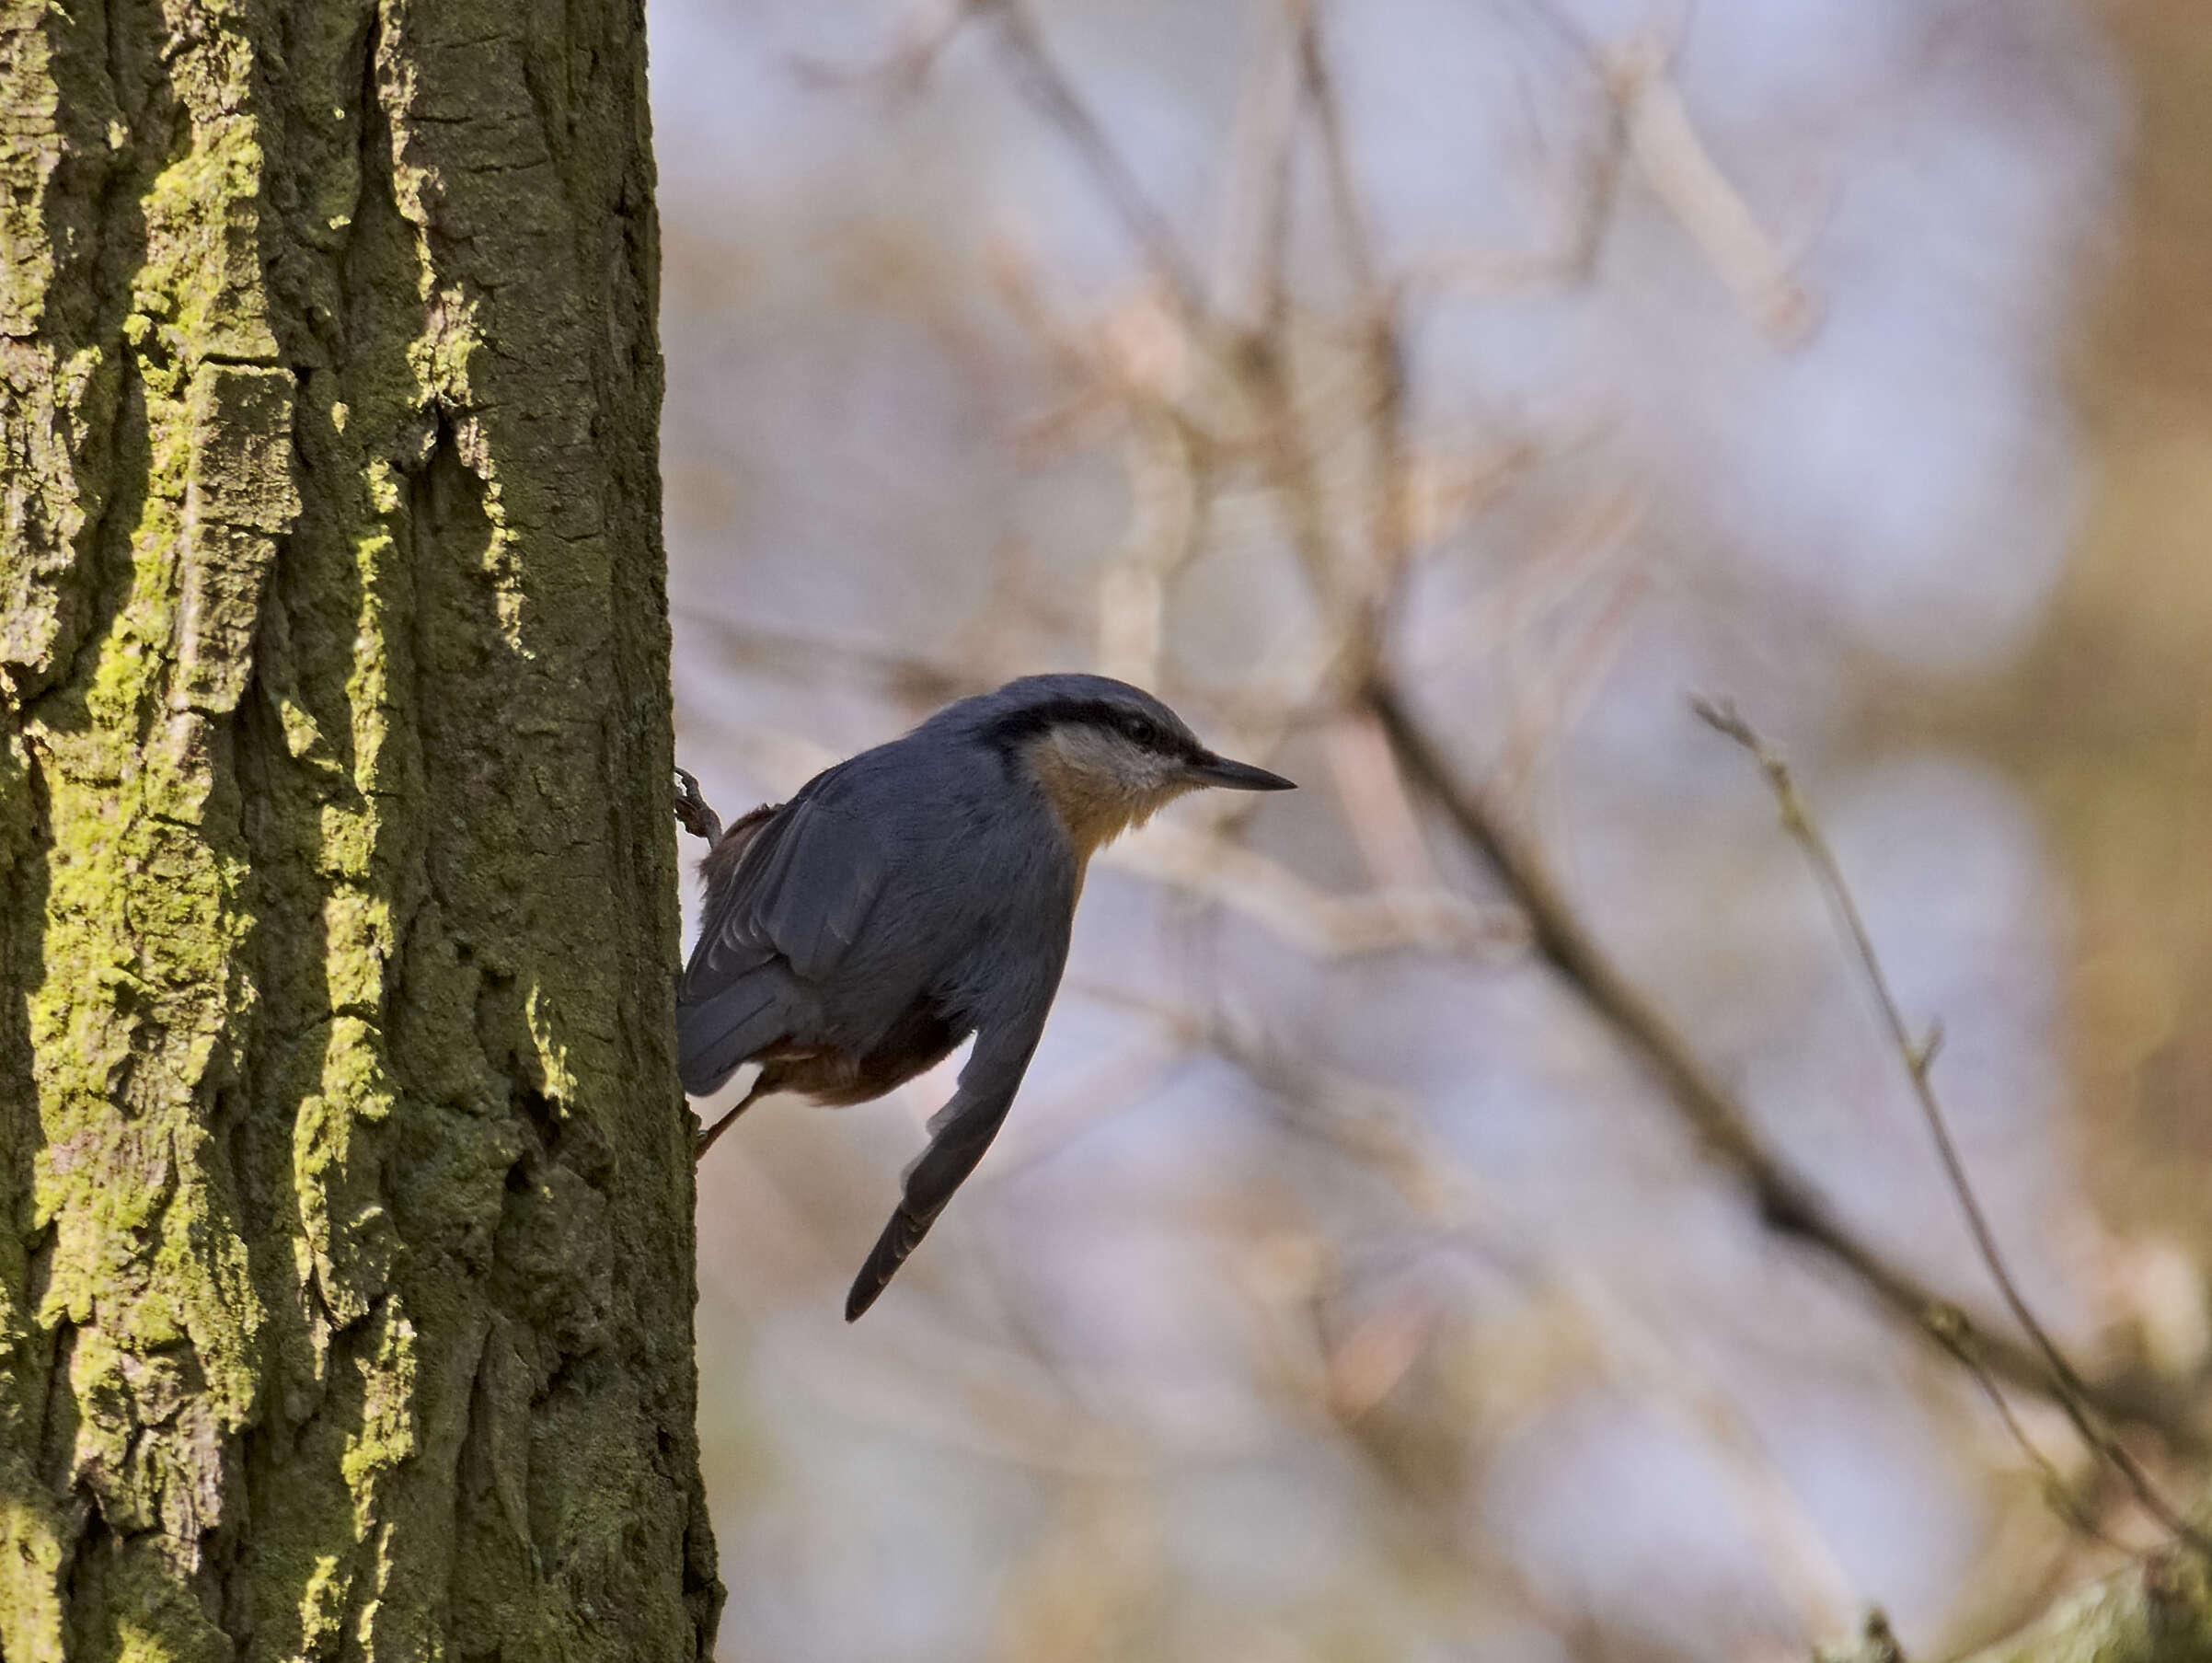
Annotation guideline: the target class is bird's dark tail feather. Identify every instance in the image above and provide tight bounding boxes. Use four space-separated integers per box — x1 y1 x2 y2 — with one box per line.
846 1207 933 1322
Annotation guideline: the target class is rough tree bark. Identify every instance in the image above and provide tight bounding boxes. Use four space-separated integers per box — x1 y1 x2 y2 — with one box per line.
0 0 720 1657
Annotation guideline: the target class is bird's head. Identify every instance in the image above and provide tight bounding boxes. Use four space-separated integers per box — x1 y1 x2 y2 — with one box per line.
953 674 1295 857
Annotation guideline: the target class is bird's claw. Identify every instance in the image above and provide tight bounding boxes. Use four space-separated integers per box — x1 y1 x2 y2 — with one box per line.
674 767 724 846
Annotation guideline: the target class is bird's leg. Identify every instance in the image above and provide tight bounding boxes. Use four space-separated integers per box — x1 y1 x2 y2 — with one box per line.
695 1074 768 1163
673 766 725 845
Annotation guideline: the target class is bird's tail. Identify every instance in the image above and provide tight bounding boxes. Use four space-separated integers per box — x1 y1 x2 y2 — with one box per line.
846 1207 932 1322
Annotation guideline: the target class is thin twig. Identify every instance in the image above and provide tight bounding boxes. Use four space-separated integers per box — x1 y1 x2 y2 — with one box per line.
671 608 982 710
1613 48 1817 344
926 0 2205 1479
1287 0 1409 676
1130 994 1862 1634
1214 0 1299 331
1693 696 2212 1555
1361 674 2204 1457
788 0 971 98
977 0 1209 318
1095 410 1205 687
1234 326 1348 616
1286 0 1376 293
1923 1306 2134 1553
1322 710 1440 888
1100 816 1519 960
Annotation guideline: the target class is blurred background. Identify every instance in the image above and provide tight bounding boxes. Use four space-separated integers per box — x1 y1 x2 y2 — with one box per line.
648 1 2212 1657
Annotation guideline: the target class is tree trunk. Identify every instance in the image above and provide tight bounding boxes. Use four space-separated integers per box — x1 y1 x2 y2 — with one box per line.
0 1 721 1657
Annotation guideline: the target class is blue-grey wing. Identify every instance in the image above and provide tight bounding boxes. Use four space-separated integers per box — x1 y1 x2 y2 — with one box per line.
844 949 1066 1321
685 771 892 991
677 769 893 1093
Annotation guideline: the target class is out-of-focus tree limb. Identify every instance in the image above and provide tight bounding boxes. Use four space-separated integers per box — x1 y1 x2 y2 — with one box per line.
673 610 983 707
1699 697 2211 1554
1815 1553 2212 1663
1100 818 1522 960
1363 674 2208 1458
1959 1550 2212 1663
976 0 1209 317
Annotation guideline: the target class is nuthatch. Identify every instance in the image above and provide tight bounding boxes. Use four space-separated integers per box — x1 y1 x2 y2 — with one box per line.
674 674 1295 1320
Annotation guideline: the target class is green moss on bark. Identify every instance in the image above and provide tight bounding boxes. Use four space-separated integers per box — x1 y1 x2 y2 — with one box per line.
0 1 718 1658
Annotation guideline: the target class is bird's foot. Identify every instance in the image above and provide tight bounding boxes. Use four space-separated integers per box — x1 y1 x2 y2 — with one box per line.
694 1080 762 1163
674 767 724 845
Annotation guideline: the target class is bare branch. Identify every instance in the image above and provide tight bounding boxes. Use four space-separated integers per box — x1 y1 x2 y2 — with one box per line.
1362 674 2205 1457
1923 1305 2135 1554
788 0 972 98
1950 1549 2212 1663
1321 710 1440 888
1611 40 1818 344
977 0 1209 318
1815 1609 1910 1663
1177 1004 1861 1635
1095 411 1206 688
1694 696 2212 1554
1213 0 1301 330
1286 0 1377 294
671 608 984 709
1286 0 1411 668
1099 816 1520 960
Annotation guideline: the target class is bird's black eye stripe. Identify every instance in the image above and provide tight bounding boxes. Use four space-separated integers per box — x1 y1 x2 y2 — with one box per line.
1121 712 1183 754
978 695 1184 756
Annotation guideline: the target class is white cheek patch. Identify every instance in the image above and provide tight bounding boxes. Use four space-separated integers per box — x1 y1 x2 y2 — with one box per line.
1052 727 1150 792
1028 725 1194 854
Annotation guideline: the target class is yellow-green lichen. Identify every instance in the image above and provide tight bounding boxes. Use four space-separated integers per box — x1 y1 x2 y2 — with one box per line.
0 0 717 1656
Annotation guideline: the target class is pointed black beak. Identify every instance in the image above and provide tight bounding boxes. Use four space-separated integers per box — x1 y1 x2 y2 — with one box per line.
1187 752 1296 791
